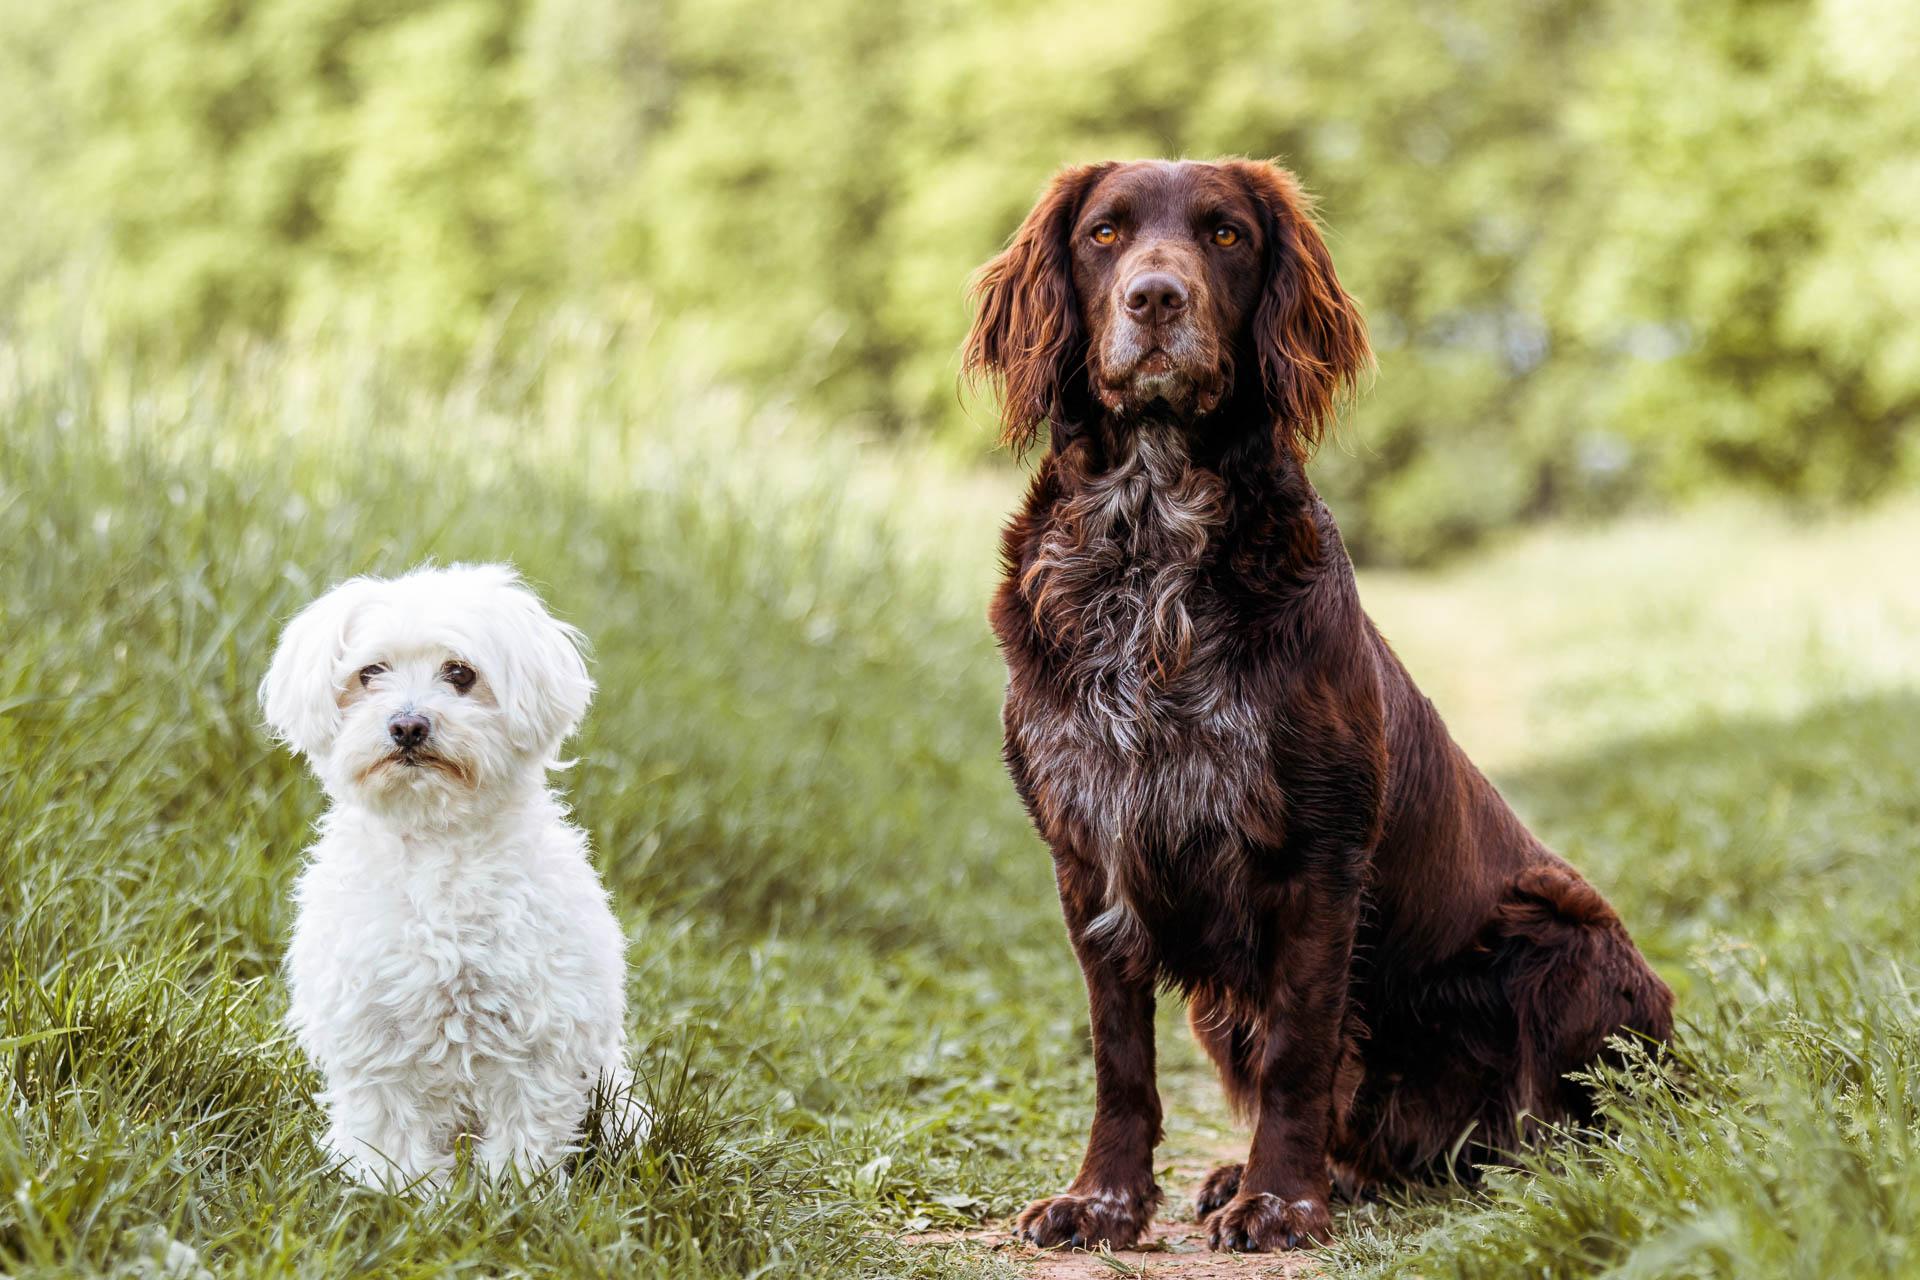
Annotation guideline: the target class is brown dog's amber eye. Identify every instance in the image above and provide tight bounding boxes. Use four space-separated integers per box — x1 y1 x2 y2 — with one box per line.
1091 223 1118 245
443 662 477 693
358 664 386 687
1212 226 1240 247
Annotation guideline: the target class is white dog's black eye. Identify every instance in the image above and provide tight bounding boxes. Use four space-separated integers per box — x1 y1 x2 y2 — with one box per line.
358 664 386 687
443 661 477 694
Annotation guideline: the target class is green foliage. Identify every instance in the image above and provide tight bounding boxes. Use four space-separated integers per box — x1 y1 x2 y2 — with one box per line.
5 328 1920 1275
1530 0 1920 507
11 0 561 360
0 333 1064 1277
1333 699 1920 1278
2 0 1916 560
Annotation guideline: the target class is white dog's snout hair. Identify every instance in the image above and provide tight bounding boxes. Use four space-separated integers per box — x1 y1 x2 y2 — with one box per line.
263 563 640 1186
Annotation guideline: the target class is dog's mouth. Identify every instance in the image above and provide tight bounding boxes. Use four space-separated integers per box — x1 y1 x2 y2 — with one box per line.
1096 346 1226 415
1099 347 1190 390
359 748 474 788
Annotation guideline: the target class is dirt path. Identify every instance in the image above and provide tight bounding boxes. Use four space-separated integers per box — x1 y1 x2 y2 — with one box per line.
905 1049 1323 1278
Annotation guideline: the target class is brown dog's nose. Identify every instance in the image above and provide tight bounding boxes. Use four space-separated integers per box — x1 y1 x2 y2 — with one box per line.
388 713 431 750
1124 272 1189 325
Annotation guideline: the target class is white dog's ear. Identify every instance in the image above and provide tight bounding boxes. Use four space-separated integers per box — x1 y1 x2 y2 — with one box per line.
259 577 382 759
483 570 594 758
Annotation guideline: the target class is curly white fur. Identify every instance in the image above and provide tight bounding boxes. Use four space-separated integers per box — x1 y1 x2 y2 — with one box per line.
260 563 637 1187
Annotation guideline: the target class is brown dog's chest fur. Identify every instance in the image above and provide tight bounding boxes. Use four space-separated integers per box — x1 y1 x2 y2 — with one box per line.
997 426 1315 991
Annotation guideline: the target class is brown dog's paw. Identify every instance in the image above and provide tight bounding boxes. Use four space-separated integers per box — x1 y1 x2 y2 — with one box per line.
1014 1185 1160 1250
1203 1192 1332 1252
1192 1162 1242 1218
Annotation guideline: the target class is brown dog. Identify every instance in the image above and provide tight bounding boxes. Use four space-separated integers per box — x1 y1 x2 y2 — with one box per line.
965 159 1672 1253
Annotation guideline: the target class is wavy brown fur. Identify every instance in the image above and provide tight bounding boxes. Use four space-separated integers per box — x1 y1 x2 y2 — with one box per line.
969 159 1672 1255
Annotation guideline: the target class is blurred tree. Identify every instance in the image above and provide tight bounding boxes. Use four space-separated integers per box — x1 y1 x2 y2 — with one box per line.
1 0 1913 560
1534 0 1920 507
28 0 555 361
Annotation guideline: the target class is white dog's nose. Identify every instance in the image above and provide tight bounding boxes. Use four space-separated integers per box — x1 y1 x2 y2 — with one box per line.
387 713 431 750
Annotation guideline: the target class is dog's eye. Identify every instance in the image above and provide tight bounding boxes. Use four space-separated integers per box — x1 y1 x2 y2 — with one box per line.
1090 223 1118 245
1212 225 1240 247
443 662 477 694
358 664 386 687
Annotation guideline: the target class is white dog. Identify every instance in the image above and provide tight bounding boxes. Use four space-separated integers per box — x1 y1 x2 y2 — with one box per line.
261 563 636 1187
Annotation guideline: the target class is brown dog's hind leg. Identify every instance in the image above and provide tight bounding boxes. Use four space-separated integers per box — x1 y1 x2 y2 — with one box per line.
1329 868 1672 1185
1184 992 1259 1218
1187 989 1261 1110
1191 1162 1243 1219
1497 865 1674 1130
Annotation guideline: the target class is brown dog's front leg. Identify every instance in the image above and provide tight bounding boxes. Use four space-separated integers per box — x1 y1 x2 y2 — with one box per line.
1016 860 1163 1250
1204 875 1358 1253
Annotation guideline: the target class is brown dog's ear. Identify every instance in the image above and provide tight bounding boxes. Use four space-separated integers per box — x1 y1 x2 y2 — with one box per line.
1230 159 1372 464
964 163 1114 454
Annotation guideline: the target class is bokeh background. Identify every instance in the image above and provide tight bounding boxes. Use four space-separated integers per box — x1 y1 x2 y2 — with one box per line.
6 3 1920 1278
5 0 1919 559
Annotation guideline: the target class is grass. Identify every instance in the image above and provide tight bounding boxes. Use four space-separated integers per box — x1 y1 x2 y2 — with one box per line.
1326 696 1920 1278
3 326 1919 1278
